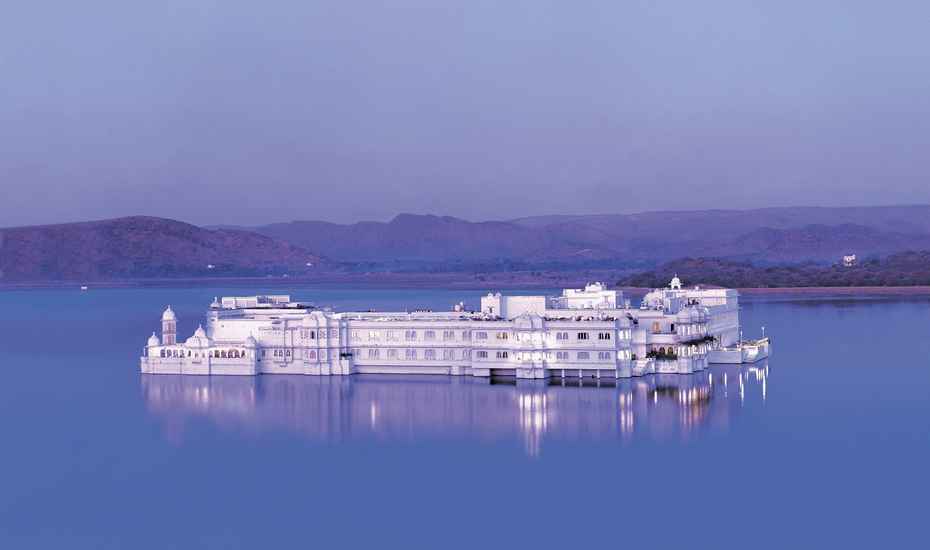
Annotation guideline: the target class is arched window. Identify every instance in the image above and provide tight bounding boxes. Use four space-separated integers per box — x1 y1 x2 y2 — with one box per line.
309 350 317 360
221 350 227 358
160 349 165 358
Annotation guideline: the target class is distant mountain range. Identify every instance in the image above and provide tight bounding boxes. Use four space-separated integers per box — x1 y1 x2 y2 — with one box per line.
225 205 930 265
0 216 322 282
5 206 930 282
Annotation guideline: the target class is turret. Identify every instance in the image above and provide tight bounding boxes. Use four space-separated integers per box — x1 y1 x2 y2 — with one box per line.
162 306 177 345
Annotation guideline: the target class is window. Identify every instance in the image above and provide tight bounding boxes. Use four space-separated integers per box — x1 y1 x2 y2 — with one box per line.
309 330 316 339
442 349 454 360
405 330 417 341
476 350 488 359
309 350 317 359
496 351 509 359
598 332 611 340
368 349 380 359
368 331 381 341
425 330 436 340
555 331 569 341
351 330 360 339
425 349 436 360
443 330 455 341
577 332 589 340
405 349 417 360
387 349 398 359
496 332 509 340
475 331 488 340
461 330 470 340
556 351 568 360
598 351 612 360
577 352 590 360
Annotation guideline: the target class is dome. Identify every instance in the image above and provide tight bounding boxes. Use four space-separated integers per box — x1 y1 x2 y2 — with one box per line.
147 332 160 347
669 275 682 290
161 306 177 322
184 324 211 348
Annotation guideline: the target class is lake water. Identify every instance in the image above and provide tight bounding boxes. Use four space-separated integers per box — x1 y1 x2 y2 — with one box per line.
1 286 928 548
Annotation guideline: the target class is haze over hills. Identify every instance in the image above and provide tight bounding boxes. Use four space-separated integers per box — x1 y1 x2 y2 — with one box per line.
0 216 322 282
6 206 930 283
229 205 930 265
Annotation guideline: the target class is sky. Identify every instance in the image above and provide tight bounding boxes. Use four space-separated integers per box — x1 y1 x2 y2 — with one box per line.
1 1 929 227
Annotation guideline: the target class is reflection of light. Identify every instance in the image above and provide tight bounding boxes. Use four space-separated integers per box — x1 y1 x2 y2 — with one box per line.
142 366 771 458
517 391 548 458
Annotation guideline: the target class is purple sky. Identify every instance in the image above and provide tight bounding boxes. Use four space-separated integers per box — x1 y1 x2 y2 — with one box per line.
2 1 928 227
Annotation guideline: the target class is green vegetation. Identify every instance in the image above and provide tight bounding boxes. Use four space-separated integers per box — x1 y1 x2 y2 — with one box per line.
618 252 930 288
646 349 678 360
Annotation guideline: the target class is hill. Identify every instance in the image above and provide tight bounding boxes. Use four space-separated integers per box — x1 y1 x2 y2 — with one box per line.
618 252 930 288
230 205 930 265
0 216 323 282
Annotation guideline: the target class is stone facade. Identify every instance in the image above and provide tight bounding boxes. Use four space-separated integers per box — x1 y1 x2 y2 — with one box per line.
141 281 743 379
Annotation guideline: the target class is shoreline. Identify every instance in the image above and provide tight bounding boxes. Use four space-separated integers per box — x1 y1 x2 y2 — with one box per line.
3 274 930 297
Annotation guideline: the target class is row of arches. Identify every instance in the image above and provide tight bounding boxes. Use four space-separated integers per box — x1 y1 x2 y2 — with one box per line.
212 349 246 359
158 348 247 359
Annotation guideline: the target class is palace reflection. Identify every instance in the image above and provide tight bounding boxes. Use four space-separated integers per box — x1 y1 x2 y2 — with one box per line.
141 361 770 457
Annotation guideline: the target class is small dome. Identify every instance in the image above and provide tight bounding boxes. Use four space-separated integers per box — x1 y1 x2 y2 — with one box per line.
184 324 211 348
161 306 177 322
147 332 160 347
670 275 682 290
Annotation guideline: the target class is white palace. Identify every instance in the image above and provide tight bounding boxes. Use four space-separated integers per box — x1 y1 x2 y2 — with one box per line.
141 279 766 380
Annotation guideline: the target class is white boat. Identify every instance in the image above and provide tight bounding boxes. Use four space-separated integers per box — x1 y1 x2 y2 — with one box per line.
707 337 771 364
80 285 89 291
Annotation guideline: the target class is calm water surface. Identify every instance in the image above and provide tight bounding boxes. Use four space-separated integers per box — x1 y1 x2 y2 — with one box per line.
1 287 928 548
